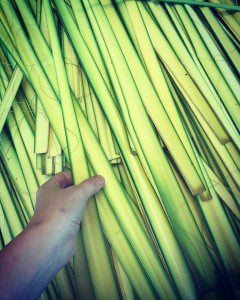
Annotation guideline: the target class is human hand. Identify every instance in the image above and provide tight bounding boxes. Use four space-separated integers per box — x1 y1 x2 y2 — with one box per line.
28 172 105 263
0 172 105 300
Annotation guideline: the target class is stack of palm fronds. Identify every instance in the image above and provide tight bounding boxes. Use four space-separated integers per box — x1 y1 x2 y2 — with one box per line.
0 0 239 298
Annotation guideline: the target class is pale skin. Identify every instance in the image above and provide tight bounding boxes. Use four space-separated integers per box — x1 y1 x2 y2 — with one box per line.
0 172 105 300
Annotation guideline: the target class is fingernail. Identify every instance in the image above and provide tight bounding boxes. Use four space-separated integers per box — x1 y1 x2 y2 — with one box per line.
93 175 105 187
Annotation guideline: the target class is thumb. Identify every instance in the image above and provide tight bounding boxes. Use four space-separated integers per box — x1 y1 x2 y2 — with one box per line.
75 175 105 202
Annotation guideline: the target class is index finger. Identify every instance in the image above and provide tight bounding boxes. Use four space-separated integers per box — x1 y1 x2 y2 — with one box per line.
51 172 73 189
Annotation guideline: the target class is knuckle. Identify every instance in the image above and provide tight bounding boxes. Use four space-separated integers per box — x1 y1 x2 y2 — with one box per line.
54 172 67 187
55 172 64 181
84 180 96 194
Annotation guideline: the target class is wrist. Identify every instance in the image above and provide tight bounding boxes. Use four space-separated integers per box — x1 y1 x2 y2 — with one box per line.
27 214 77 263
0 220 73 300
